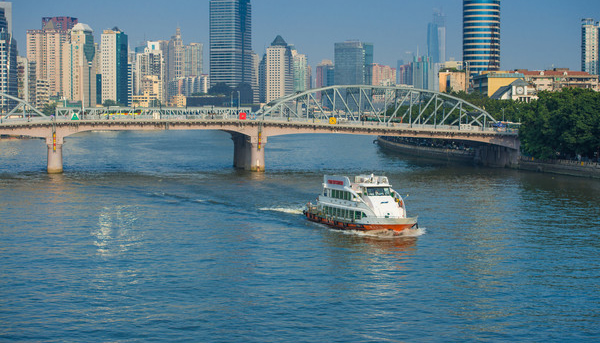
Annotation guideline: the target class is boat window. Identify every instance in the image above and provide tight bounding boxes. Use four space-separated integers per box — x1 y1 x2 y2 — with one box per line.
366 187 391 196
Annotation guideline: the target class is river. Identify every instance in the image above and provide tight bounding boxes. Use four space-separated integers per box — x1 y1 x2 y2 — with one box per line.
1 131 599 342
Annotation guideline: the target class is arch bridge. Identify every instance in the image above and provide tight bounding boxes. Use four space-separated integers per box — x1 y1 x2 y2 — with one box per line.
0 87 519 173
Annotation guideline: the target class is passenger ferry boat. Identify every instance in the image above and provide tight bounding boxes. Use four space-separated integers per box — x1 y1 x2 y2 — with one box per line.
304 174 418 234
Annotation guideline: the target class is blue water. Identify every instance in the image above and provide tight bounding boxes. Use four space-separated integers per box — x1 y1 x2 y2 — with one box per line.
1 131 599 342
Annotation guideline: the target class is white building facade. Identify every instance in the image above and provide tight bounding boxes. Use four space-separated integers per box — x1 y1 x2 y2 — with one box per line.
259 35 293 103
62 23 97 107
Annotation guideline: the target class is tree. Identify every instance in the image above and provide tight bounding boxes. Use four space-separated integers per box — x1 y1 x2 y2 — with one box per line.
42 102 57 116
208 83 232 96
102 99 123 107
519 88 600 160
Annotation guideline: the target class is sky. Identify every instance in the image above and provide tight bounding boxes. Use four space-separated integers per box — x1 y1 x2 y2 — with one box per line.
9 0 600 73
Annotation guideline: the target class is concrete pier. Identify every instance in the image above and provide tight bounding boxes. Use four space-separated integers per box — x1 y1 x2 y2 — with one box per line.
231 132 266 172
47 144 63 174
475 144 520 168
46 134 63 174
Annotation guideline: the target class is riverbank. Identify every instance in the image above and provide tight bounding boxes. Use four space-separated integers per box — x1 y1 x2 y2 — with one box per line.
518 156 600 179
377 136 600 179
376 136 476 164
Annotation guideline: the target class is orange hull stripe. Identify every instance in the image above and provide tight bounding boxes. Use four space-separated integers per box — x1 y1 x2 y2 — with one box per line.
305 213 416 232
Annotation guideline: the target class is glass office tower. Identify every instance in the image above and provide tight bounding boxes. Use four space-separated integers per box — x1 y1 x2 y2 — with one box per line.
209 0 253 91
334 40 373 85
463 0 500 75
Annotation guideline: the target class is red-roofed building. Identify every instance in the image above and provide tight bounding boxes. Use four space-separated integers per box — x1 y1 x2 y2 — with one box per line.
516 68 599 92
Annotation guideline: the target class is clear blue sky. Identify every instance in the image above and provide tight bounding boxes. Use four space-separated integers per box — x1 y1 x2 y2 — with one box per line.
10 0 600 72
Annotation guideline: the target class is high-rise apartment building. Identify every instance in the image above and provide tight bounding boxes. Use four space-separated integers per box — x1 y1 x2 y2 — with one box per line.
0 4 17 112
428 10 446 64
42 17 78 31
209 0 254 99
334 40 373 85
581 18 599 75
17 56 36 103
184 42 203 77
412 55 435 90
100 27 129 105
291 47 309 92
463 0 500 76
315 60 334 89
135 41 165 102
62 23 97 107
167 27 184 83
258 35 293 103
371 63 396 86
27 16 78 100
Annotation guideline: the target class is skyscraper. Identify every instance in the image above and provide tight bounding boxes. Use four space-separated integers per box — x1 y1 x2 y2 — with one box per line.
428 10 446 64
135 41 165 102
258 35 293 103
463 0 500 76
41 17 78 31
17 56 36 103
209 0 253 96
167 27 184 83
0 4 17 112
100 27 129 105
316 60 334 89
334 40 372 85
581 18 599 75
184 42 203 77
0 2 11 34
27 16 78 100
62 23 97 107
291 46 309 92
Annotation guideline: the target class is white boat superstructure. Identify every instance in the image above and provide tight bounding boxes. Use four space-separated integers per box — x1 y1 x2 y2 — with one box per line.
304 174 418 232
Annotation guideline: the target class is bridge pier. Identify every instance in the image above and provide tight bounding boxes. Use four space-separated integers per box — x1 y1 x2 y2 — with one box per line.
46 144 63 174
45 134 64 174
231 132 266 172
475 145 520 168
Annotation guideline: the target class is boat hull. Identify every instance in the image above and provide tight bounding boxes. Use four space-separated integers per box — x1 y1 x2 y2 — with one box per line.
304 210 417 233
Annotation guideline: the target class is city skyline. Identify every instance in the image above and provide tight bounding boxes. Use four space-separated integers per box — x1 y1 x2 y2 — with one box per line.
8 0 600 74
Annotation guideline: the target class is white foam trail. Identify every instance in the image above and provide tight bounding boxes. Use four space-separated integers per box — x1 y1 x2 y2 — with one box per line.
334 227 426 238
400 227 427 237
259 206 304 215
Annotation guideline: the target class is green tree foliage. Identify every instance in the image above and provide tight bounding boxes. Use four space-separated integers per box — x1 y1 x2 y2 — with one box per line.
42 102 58 116
519 88 600 160
451 88 600 160
208 83 232 96
102 99 123 107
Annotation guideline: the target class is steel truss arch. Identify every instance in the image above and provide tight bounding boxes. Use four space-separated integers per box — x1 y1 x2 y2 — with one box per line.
1 93 46 119
257 85 498 129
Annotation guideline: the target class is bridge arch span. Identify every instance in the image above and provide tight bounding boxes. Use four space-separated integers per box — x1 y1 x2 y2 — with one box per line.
0 92 46 119
257 85 498 129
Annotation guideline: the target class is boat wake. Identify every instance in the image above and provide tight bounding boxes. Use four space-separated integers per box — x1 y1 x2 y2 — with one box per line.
338 226 426 238
259 206 304 215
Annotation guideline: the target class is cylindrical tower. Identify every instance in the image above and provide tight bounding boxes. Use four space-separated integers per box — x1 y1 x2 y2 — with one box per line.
463 0 501 76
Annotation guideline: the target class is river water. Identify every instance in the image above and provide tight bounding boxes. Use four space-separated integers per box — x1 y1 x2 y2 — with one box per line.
1 131 599 342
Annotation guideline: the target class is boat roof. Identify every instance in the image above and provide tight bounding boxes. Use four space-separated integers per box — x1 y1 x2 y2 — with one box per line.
324 174 390 188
